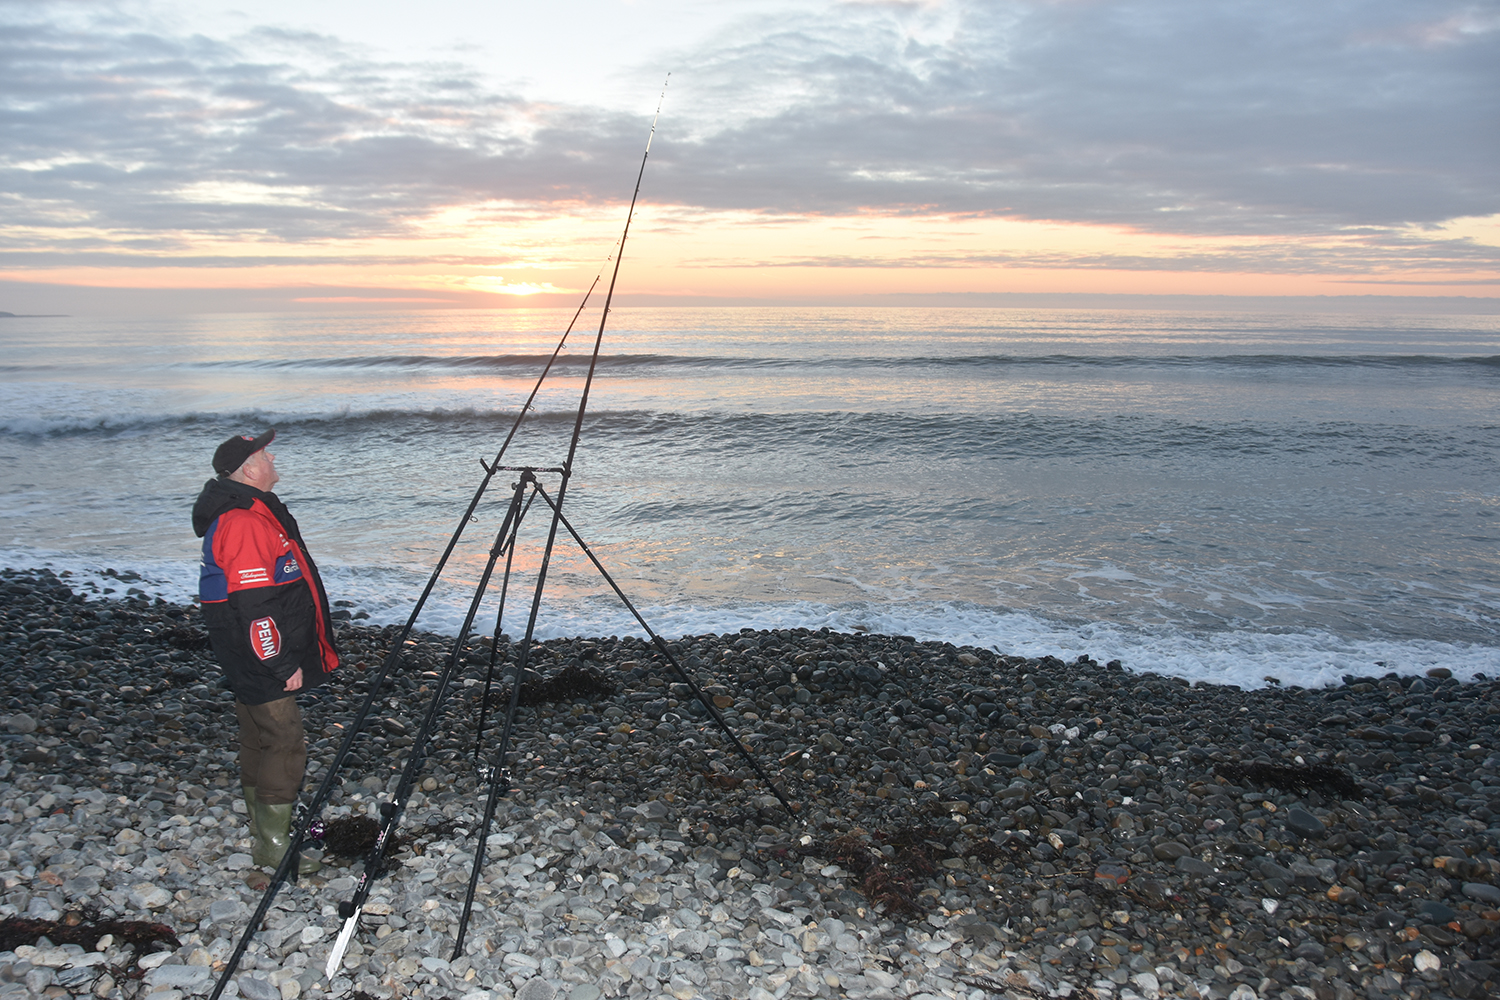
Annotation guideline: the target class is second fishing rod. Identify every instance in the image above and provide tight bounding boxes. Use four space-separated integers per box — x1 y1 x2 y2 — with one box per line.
325 75 711 973
207 241 607 1000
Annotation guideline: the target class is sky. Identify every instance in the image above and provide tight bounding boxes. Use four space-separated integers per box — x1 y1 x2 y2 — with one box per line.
2 0 1498 313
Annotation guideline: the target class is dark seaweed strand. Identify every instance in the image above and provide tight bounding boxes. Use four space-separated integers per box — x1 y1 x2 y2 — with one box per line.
1215 760 1360 799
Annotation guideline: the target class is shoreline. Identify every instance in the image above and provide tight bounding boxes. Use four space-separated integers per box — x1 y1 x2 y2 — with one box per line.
1 567 1498 1000
9 558 1499 695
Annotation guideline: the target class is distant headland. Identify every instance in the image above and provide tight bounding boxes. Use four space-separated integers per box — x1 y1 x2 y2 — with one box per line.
0 311 68 318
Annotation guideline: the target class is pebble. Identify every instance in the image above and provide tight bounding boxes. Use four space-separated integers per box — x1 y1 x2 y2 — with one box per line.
3 714 37 735
1283 805 1326 839
145 965 213 989
0 567 1498 1000
1464 881 1500 906
240 979 278 1000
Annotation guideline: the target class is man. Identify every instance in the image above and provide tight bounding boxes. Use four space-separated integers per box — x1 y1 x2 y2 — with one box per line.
192 429 339 875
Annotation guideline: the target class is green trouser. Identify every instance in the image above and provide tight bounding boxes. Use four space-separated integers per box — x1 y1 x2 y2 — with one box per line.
237 696 320 874
235 696 306 804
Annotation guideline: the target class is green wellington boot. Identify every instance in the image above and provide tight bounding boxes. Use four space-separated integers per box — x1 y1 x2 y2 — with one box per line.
251 800 322 874
243 786 261 844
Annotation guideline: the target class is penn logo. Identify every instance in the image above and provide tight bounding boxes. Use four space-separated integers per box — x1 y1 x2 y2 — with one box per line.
250 617 282 660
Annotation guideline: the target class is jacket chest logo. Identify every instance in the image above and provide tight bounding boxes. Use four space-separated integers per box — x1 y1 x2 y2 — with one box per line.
250 617 282 660
274 552 303 582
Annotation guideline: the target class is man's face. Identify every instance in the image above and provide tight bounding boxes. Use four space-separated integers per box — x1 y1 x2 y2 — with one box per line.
241 447 280 490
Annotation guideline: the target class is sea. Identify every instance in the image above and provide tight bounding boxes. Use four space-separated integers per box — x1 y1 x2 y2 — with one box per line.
2 305 1497 690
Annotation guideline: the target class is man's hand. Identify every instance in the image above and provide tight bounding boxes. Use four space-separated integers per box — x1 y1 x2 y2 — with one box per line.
284 668 304 692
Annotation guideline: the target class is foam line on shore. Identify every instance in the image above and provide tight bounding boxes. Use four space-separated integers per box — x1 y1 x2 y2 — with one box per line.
3 552 1494 692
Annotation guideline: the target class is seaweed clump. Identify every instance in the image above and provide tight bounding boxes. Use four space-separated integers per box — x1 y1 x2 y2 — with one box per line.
158 626 211 651
322 816 390 858
1215 760 1360 799
811 827 942 917
515 663 617 706
321 814 469 860
0 907 179 955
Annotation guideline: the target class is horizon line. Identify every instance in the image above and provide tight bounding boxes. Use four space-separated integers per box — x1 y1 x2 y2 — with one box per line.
5 285 1500 316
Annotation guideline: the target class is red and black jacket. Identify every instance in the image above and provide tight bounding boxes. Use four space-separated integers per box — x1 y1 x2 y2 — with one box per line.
192 477 339 705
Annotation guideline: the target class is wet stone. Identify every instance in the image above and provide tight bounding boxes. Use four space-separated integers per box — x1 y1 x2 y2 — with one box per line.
1464 882 1500 906
1153 841 1190 861
1175 856 1216 877
1 568 1499 1000
1284 805 1326 839
1419 900 1458 924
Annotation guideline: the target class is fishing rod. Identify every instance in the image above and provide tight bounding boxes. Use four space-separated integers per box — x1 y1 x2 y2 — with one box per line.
328 77 674 974
218 74 793 987
207 235 608 1000
450 76 669 959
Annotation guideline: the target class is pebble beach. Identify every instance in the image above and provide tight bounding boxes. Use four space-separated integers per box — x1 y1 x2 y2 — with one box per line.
2 568 1498 1000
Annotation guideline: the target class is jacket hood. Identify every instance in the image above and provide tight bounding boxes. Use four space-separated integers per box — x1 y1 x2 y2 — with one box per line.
192 477 268 537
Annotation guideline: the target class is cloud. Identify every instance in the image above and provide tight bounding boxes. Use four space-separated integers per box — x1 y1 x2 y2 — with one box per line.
658 0 1500 234
0 5 659 245
0 0 1496 272
688 239 1500 275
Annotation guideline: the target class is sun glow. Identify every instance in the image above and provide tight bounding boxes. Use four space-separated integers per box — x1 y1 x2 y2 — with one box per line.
2 205 1495 307
452 277 560 296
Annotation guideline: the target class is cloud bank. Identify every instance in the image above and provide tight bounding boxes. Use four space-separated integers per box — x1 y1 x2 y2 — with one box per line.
1 0 1497 275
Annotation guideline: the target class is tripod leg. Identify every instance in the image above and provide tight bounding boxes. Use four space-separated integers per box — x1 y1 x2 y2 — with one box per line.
473 552 513 762
325 497 523 976
453 570 545 958
533 485 799 821
452 694 516 958
474 479 533 760
454 460 583 958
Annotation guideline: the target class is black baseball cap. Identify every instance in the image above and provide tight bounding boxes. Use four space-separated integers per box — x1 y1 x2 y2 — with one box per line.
213 429 276 476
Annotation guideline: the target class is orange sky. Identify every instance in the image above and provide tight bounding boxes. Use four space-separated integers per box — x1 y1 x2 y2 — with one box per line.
2 1 1497 312
6 206 1498 309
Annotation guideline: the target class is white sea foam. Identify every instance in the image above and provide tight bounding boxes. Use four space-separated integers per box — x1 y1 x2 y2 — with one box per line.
11 548 1490 691
0 549 204 610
